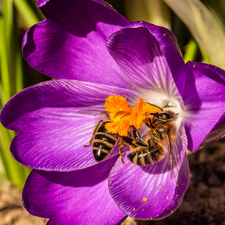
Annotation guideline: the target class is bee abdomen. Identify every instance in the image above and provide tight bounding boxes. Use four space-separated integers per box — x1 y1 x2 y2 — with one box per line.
92 132 117 162
128 149 154 166
92 147 110 162
150 144 165 162
151 150 165 162
94 132 117 145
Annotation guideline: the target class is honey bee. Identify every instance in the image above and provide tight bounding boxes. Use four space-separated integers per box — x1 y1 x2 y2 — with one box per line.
127 110 177 167
81 103 177 168
84 119 120 162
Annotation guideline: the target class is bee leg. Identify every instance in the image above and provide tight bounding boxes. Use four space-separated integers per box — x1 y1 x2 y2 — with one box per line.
145 117 155 129
83 120 103 147
119 136 140 164
119 139 126 164
127 131 132 139
83 136 94 147
132 127 147 147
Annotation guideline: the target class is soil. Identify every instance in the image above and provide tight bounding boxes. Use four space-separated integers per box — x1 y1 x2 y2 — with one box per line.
0 137 225 225
0 183 47 225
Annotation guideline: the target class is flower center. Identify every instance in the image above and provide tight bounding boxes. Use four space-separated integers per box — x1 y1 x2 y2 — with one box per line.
104 95 162 136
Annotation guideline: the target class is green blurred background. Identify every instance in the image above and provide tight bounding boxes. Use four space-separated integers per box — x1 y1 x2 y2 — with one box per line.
0 0 224 188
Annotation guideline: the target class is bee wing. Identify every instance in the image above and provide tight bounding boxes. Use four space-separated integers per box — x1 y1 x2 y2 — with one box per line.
76 109 110 119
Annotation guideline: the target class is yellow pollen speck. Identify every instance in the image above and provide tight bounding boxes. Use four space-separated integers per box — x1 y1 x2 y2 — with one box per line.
166 196 169 200
158 85 161 88
82 127 85 130
193 65 195 67
151 218 153 220
133 208 136 211
180 136 183 139
131 87 134 89
176 194 178 196
142 209 145 211
164 190 166 192
143 198 148 202
171 210 174 213
163 33 166 36
140 21 143 23
159 186 162 189
64 83 67 86
176 184 178 186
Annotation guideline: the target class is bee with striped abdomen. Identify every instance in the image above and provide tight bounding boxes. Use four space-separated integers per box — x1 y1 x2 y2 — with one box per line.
127 110 177 168
84 120 120 162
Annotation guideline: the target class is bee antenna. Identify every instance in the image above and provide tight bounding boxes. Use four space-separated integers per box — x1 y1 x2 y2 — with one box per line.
146 102 163 111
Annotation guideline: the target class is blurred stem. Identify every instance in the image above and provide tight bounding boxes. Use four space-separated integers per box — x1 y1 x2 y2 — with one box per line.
13 0 40 28
183 39 198 63
13 7 23 94
163 0 225 68
0 83 7 108
125 0 171 29
1 0 12 102
0 125 24 187
0 0 31 187
15 45 23 93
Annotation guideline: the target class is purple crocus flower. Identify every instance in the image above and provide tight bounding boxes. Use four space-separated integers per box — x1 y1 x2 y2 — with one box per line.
1 0 225 224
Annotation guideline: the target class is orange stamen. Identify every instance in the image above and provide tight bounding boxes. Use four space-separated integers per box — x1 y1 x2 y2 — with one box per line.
104 95 161 136
104 95 132 121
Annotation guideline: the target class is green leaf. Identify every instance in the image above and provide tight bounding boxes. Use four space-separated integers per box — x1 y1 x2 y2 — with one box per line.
125 0 171 29
0 0 31 188
163 0 225 69
13 0 40 28
183 39 198 63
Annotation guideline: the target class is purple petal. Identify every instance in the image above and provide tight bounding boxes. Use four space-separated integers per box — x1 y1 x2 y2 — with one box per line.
37 0 49 7
129 22 187 97
155 155 190 219
1 80 139 171
108 123 187 219
183 62 225 152
106 23 185 103
202 113 225 146
23 156 126 225
23 0 131 88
